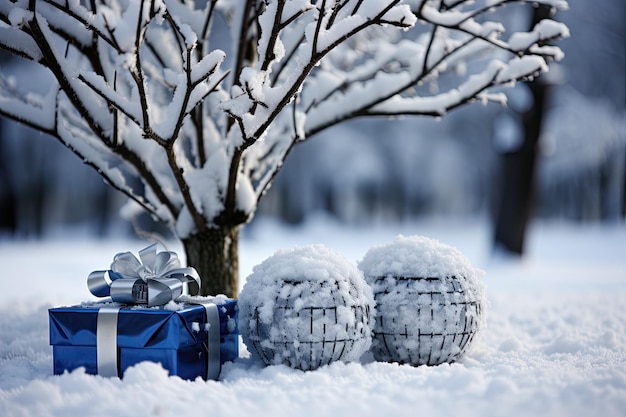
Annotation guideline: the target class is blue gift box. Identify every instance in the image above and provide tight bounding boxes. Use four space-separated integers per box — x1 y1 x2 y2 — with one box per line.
49 298 238 380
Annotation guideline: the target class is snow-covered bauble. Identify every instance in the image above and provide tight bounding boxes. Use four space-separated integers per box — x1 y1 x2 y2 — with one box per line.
239 244 375 371
359 236 486 366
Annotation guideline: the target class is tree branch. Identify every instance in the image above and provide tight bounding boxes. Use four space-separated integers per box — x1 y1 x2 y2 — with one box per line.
270 32 305 84
41 0 122 53
232 0 256 87
23 0 179 222
194 0 219 167
130 0 154 140
77 74 144 128
260 0 286 72
251 0 408 141
311 0 327 57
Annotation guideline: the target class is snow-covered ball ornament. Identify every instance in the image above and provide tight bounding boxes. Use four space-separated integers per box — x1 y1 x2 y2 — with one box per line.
239 244 375 371
359 236 486 366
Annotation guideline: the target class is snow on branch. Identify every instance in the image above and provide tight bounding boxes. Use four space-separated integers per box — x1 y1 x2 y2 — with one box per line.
242 0 569 205
298 0 569 136
0 0 225 231
0 9 42 60
508 19 569 57
0 0 570 237
221 0 416 143
364 56 544 117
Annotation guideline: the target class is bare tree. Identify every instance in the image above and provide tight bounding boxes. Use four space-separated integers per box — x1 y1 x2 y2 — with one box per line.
0 0 568 297
493 4 552 255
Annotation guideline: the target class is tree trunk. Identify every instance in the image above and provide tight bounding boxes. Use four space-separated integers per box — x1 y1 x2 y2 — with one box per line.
492 5 551 255
493 79 549 254
182 225 240 298
0 119 17 234
492 118 540 254
623 147 626 218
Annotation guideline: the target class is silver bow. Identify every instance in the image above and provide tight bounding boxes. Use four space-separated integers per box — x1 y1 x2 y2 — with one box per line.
88 243 201 306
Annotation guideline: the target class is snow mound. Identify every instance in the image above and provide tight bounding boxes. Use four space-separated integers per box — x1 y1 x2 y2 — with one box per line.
359 235 486 365
239 244 375 370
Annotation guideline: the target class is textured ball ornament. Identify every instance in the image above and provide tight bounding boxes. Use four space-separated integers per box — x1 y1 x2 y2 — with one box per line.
359 235 486 366
239 244 375 371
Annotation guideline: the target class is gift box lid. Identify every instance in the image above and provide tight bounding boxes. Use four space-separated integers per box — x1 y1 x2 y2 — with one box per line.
49 298 237 350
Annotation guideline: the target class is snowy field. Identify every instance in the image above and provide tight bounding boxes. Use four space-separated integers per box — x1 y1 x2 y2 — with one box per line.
1 216 625 417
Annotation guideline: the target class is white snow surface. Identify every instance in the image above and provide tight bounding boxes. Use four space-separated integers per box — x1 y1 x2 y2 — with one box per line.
1 217 626 416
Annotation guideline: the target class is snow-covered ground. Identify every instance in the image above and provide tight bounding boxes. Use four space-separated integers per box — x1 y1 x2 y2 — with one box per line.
1 216 625 417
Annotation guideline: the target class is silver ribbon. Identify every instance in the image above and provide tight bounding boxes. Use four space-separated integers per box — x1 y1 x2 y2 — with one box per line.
97 306 120 377
201 302 221 380
95 303 222 380
87 243 201 306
